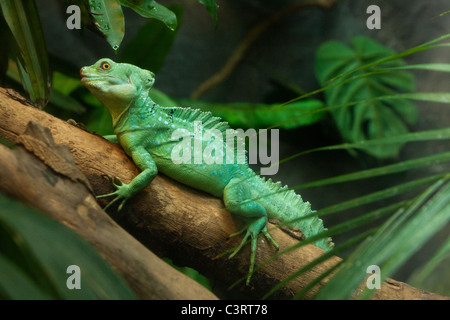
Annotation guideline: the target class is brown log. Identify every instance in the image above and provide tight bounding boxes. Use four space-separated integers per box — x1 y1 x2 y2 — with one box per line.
0 87 447 300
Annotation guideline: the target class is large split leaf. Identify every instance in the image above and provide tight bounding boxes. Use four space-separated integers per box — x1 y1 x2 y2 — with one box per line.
315 36 418 159
0 0 51 108
0 193 136 299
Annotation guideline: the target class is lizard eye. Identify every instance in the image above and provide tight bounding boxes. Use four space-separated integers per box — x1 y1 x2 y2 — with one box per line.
100 61 111 71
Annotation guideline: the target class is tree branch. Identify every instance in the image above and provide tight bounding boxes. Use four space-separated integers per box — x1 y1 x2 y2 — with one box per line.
0 87 447 300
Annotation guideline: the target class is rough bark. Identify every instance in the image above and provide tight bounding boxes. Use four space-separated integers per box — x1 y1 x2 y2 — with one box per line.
0 87 448 300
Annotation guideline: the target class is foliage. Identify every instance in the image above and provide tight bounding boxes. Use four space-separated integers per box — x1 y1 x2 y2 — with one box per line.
254 33 450 298
0 0 216 107
120 4 183 73
315 36 417 159
316 177 450 299
148 88 325 129
0 193 136 299
0 0 51 108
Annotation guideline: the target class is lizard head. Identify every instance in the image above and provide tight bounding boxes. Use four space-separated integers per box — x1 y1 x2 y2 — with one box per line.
80 58 155 124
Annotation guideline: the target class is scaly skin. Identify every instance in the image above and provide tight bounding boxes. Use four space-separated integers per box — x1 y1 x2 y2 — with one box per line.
81 58 333 284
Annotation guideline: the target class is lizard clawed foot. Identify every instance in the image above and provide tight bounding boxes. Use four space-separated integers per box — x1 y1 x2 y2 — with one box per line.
228 220 279 285
228 225 248 238
262 226 279 251
96 175 132 211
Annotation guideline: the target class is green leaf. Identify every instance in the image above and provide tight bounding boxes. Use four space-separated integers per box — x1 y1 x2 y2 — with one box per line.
89 0 125 51
178 98 325 129
0 193 137 299
119 0 177 31
249 201 405 294
163 258 212 291
263 229 373 299
315 178 450 299
439 9 450 17
120 4 183 73
280 34 450 110
149 88 178 107
272 91 450 135
0 14 10 83
0 254 52 299
49 89 86 114
278 127 450 166
322 34 450 85
385 63 450 73
77 88 114 135
150 88 324 129
0 0 51 108
296 151 450 189
316 173 446 216
315 36 417 159
408 236 450 295
48 71 85 113
52 71 82 95
198 0 219 26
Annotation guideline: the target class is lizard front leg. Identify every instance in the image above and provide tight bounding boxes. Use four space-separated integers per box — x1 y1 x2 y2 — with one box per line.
98 145 157 211
103 134 118 144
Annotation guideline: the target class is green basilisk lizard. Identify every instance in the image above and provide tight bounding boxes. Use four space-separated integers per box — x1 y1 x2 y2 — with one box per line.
81 58 333 284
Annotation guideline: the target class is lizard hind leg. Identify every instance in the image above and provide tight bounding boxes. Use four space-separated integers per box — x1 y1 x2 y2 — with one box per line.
224 178 279 285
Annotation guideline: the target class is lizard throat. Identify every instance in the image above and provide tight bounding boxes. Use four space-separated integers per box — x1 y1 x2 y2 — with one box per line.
109 102 133 128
